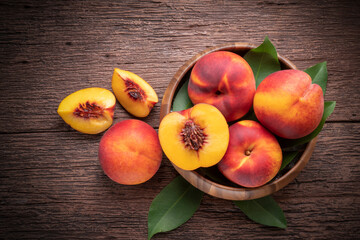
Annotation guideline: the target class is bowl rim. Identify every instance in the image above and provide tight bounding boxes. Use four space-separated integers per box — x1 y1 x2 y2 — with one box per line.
159 42 318 201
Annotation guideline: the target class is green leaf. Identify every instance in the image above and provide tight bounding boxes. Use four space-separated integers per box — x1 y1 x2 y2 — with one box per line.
280 151 300 170
234 196 287 229
172 79 193 111
148 176 203 239
282 101 336 147
244 36 281 88
305 61 327 96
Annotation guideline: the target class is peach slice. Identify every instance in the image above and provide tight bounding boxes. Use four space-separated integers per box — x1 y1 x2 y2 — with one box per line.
98 119 162 185
253 69 324 139
57 87 116 134
159 103 229 171
218 120 282 188
112 68 158 117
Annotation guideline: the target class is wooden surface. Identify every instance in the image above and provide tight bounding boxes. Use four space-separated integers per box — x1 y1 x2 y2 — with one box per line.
1 0 359 239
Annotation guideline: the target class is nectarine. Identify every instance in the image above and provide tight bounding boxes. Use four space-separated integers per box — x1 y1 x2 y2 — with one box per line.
253 69 324 139
159 103 229 171
188 51 256 122
218 120 282 188
98 119 162 185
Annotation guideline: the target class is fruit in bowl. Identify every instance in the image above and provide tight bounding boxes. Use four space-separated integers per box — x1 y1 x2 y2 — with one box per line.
253 69 324 139
159 42 324 200
158 103 229 171
218 120 282 188
188 51 256 122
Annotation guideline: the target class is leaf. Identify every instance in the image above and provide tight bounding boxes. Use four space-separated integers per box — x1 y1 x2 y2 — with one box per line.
234 196 287 229
305 61 327 96
148 176 203 239
280 151 300 170
244 36 281 87
172 79 193 111
282 101 336 147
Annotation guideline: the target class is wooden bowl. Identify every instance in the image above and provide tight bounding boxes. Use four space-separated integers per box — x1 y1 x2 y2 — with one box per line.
160 42 317 201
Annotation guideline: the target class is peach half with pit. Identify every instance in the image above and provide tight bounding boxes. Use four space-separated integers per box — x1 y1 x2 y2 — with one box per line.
159 103 229 171
112 68 158 117
218 120 282 188
188 51 256 122
98 119 162 185
253 69 324 139
57 87 116 134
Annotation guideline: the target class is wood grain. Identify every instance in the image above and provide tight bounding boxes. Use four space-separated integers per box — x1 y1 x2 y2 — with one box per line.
0 123 359 239
0 0 359 239
0 0 359 134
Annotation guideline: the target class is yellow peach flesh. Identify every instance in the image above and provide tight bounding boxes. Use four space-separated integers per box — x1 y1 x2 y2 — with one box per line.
159 103 229 171
57 87 116 134
112 68 158 117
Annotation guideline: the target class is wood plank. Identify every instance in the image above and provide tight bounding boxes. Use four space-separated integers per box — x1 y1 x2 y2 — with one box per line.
0 0 359 239
0 122 359 238
0 0 359 133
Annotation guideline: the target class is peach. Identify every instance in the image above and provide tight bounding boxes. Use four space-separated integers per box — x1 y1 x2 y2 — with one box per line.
159 103 229 171
112 68 158 117
253 69 324 139
188 51 255 122
218 120 282 188
57 87 116 134
98 119 162 185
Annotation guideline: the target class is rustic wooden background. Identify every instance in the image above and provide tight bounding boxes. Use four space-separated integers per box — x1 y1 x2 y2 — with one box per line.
1 0 359 239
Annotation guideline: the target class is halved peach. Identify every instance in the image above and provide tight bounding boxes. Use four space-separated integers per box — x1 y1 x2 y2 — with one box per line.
57 87 116 134
112 68 158 117
159 103 229 171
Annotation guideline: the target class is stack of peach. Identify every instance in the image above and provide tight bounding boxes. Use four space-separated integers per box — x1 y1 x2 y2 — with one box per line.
58 50 324 188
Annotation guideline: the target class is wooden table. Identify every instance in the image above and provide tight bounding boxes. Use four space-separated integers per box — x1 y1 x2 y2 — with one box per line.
1 0 359 239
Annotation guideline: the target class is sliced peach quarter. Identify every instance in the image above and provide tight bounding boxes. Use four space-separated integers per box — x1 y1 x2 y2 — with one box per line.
57 87 116 134
159 103 229 171
112 68 158 117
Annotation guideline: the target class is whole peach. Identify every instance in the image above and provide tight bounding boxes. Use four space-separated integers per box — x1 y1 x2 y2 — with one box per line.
188 51 255 122
218 120 282 188
253 69 324 139
98 119 162 185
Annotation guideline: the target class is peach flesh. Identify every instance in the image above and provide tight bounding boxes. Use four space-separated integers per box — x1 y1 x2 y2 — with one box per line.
112 68 158 118
158 103 229 171
57 87 116 134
